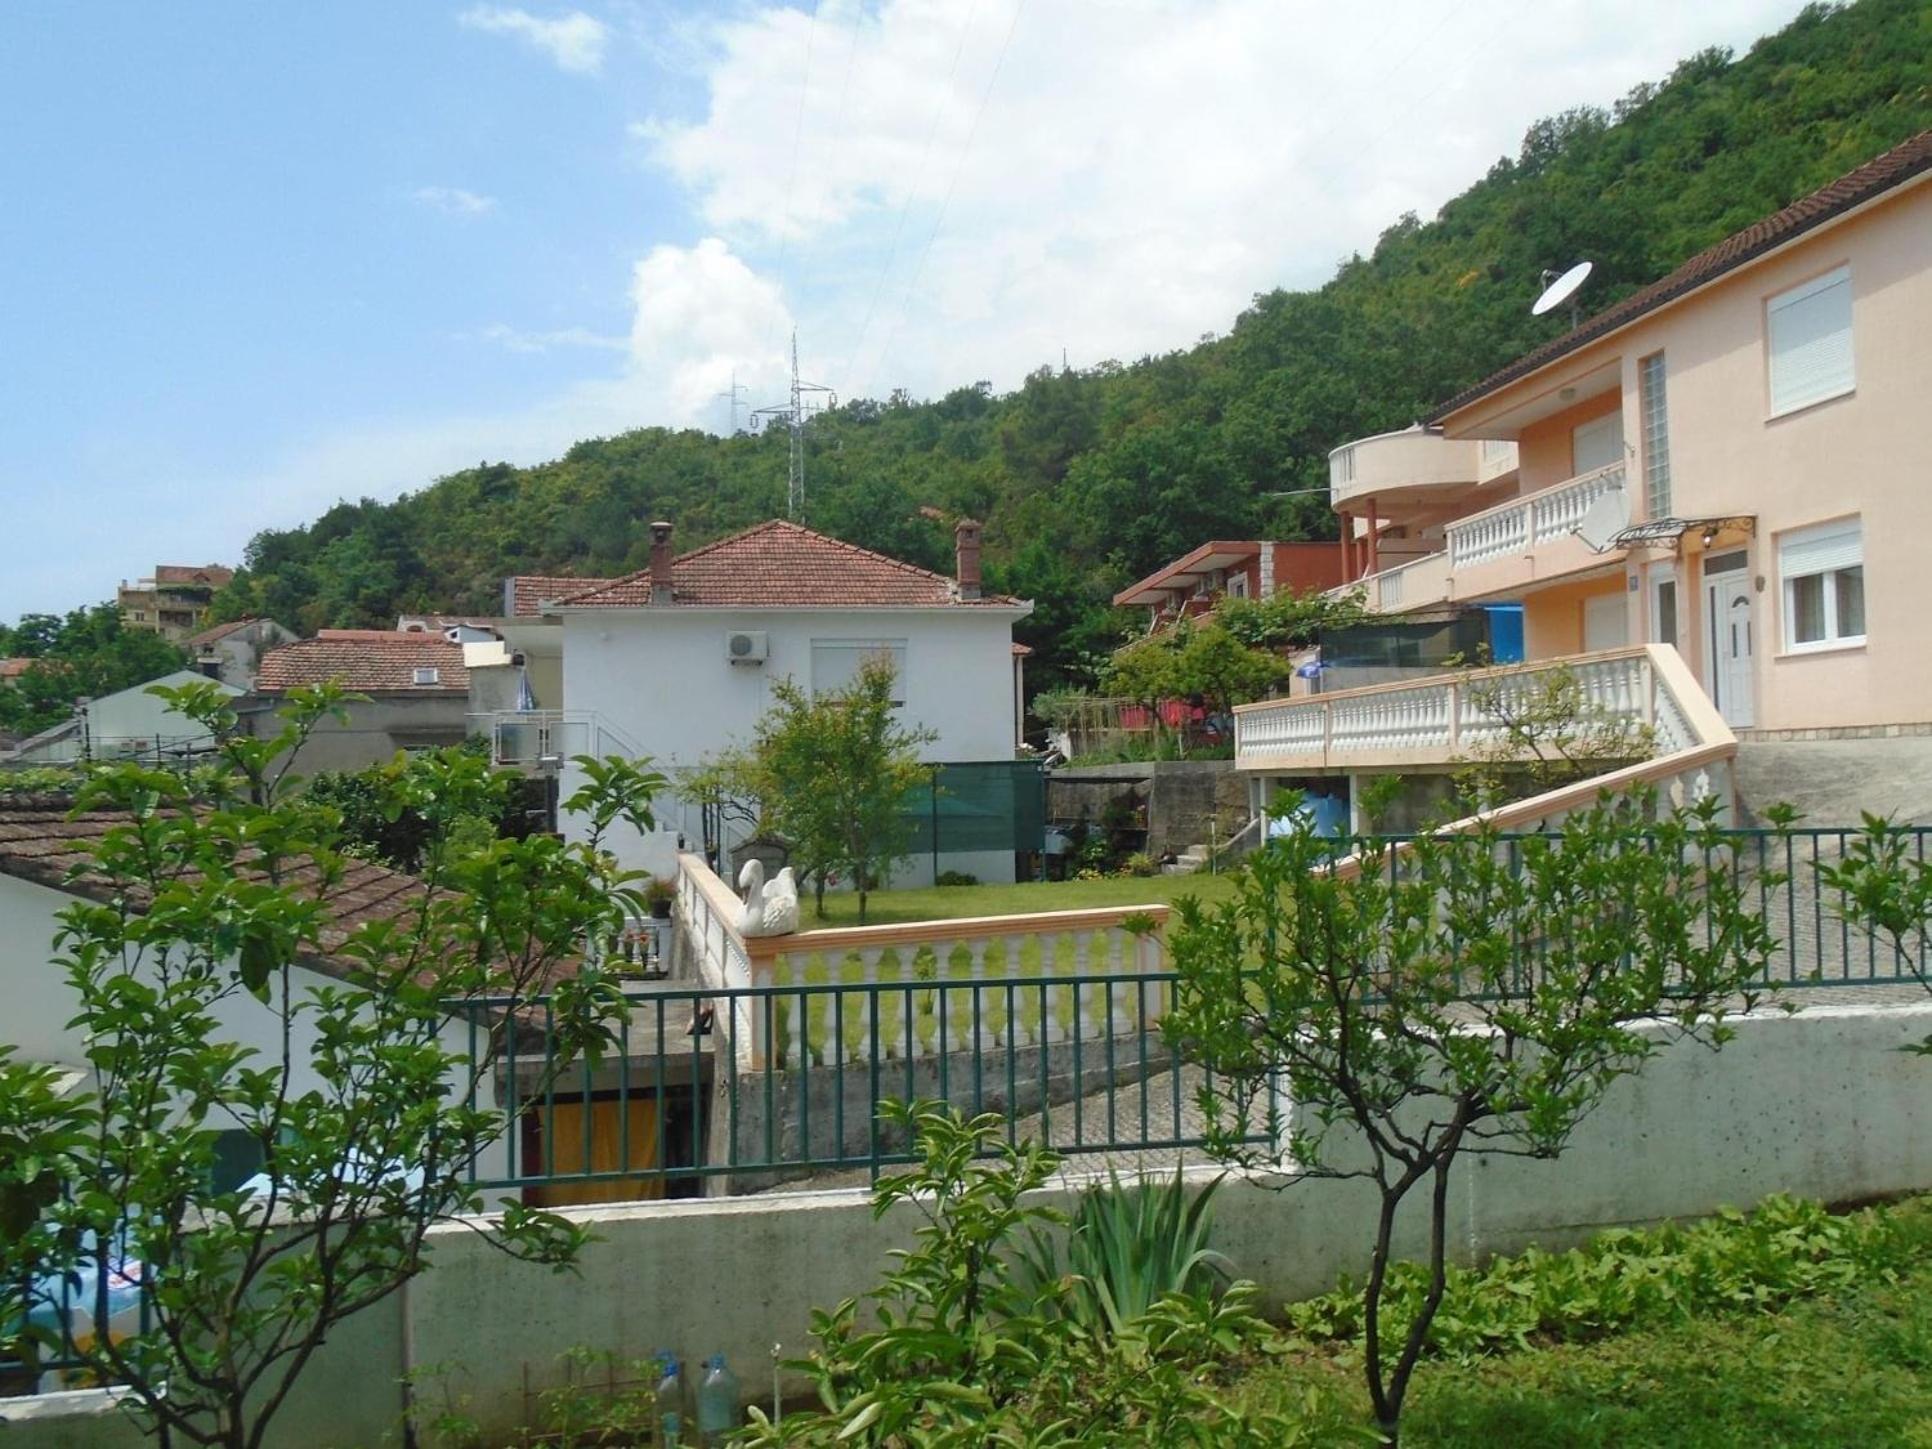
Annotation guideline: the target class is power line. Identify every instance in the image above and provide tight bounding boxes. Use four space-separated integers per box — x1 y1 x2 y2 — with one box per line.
765 0 825 349
833 0 982 397
863 0 1026 401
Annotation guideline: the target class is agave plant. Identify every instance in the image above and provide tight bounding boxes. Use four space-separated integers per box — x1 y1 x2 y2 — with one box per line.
1017 1167 1232 1337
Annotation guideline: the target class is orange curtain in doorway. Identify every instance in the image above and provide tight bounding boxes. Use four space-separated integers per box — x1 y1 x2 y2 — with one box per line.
529 1097 665 1207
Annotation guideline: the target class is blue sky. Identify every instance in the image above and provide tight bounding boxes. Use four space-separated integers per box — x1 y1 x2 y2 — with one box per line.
0 0 1807 621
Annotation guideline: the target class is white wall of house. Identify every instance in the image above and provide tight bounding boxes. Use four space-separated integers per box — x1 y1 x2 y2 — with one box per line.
558 606 1026 882
0 872 511 1180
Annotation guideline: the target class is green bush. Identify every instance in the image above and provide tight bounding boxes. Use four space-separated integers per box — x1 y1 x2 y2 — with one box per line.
1286 1194 1926 1364
739 1103 1361 1447
933 870 979 887
1119 852 1158 878
1016 1168 1230 1337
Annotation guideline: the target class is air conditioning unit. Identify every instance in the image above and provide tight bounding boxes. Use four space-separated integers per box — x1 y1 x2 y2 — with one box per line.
725 630 768 665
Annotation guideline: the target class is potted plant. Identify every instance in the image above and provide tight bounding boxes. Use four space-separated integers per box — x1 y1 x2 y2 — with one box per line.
644 875 676 920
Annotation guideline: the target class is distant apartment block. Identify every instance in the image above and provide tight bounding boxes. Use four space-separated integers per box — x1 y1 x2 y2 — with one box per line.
118 564 235 644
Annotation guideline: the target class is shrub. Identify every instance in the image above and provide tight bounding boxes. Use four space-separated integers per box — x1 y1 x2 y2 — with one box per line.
1285 1193 1927 1364
933 870 979 887
740 1103 1354 1447
1120 852 1158 878
1016 1167 1230 1337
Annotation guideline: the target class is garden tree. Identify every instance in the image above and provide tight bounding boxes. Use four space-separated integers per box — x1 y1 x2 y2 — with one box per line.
706 655 935 922
1168 621 1288 724
1214 587 1368 652
170 0 1925 680
1817 813 1932 1054
1103 634 1179 736
0 679 662 1449
0 602 187 736
299 737 518 873
1163 790 1783 1447
1451 661 1656 810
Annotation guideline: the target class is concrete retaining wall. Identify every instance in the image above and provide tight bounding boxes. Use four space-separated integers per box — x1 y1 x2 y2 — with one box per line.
10 1003 1932 1447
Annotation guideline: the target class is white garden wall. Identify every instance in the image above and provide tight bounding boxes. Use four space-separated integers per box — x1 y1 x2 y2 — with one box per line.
9 1002 1932 1447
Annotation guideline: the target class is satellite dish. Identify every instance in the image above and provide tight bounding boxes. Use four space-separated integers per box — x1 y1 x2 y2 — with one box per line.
1532 260 1594 318
1575 486 1630 553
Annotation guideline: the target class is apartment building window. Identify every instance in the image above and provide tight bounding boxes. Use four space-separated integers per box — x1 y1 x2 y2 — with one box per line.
812 639 907 702
1767 265 1854 417
1639 352 1671 517
1779 517 1865 651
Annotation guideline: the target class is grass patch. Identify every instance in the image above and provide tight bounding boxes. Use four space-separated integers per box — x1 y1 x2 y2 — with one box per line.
1235 1195 1932 1446
797 871 1240 927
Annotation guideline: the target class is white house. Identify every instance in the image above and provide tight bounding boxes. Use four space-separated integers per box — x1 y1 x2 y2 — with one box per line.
531 518 1033 885
0 793 514 1191
2 668 241 765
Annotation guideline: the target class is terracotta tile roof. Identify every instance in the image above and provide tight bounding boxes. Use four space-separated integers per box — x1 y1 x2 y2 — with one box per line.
0 658 34 680
553 520 1020 609
1012 642 1034 657
152 564 235 587
189 617 257 647
257 634 469 693
508 575 619 617
0 794 430 975
1431 129 1932 423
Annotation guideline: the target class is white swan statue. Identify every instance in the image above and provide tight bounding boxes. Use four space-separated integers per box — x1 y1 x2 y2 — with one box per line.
738 859 800 938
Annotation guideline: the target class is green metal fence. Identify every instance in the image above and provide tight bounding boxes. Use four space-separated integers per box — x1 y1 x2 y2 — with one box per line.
459 825 1932 1199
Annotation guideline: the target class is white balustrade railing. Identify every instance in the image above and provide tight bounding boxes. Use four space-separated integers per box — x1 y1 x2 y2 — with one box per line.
754 910 1169 1071
1447 462 1625 569
476 710 645 766
672 856 1171 1072
1237 643 1738 839
1235 645 1702 770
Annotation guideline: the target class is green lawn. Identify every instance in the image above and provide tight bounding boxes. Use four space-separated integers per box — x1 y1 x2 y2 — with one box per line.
798 871 1240 927
1234 1222 1932 1447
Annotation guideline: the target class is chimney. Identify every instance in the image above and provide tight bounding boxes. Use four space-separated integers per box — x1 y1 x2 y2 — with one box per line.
649 520 675 605
954 518 984 601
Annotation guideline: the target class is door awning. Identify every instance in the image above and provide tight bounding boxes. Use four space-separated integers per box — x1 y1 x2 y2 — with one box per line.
1607 515 1756 551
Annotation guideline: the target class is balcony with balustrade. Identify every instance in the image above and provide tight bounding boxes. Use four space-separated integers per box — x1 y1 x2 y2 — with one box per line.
1337 459 1630 615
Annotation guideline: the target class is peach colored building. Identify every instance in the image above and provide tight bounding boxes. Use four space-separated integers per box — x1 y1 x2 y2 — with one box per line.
1326 130 1930 738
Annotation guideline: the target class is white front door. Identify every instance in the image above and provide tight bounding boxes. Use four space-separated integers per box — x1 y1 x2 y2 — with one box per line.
1572 412 1625 475
1703 552 1755 728
1582 592 1629 652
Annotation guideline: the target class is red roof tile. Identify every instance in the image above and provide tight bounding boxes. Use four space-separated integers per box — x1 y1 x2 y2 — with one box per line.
257 635 469 693
152 564 235 587
1432 130 1932 423
508 575 620 617
0 658 35 680
552 520 1019 609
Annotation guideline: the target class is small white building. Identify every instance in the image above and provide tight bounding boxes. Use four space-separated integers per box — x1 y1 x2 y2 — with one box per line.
3 668 241 765
532 519 1033 884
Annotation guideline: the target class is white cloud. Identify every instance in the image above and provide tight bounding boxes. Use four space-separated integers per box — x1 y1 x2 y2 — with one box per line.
458 5 609 74
412 185 499 217
473 322 628 353
642 0 1809 401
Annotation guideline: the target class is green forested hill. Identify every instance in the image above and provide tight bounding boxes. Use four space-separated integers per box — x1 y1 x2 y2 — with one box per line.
208 0 1930 690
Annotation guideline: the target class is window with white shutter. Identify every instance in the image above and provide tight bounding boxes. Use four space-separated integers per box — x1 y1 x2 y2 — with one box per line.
811 640 908 702
1778 517 1865 651
1767 265 1854 417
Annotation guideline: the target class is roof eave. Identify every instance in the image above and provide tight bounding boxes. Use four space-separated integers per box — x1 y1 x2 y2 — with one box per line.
1430 162 1932 430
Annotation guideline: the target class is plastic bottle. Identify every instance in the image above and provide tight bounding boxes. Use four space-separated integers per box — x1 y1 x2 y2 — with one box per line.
696 1353 741 1445
654 1350 686 1448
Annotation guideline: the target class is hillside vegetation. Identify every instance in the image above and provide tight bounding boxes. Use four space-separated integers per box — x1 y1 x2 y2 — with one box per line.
185 0 1932 691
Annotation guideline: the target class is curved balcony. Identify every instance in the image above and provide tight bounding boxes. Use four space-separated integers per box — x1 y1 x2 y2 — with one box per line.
1328 427 1483 510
